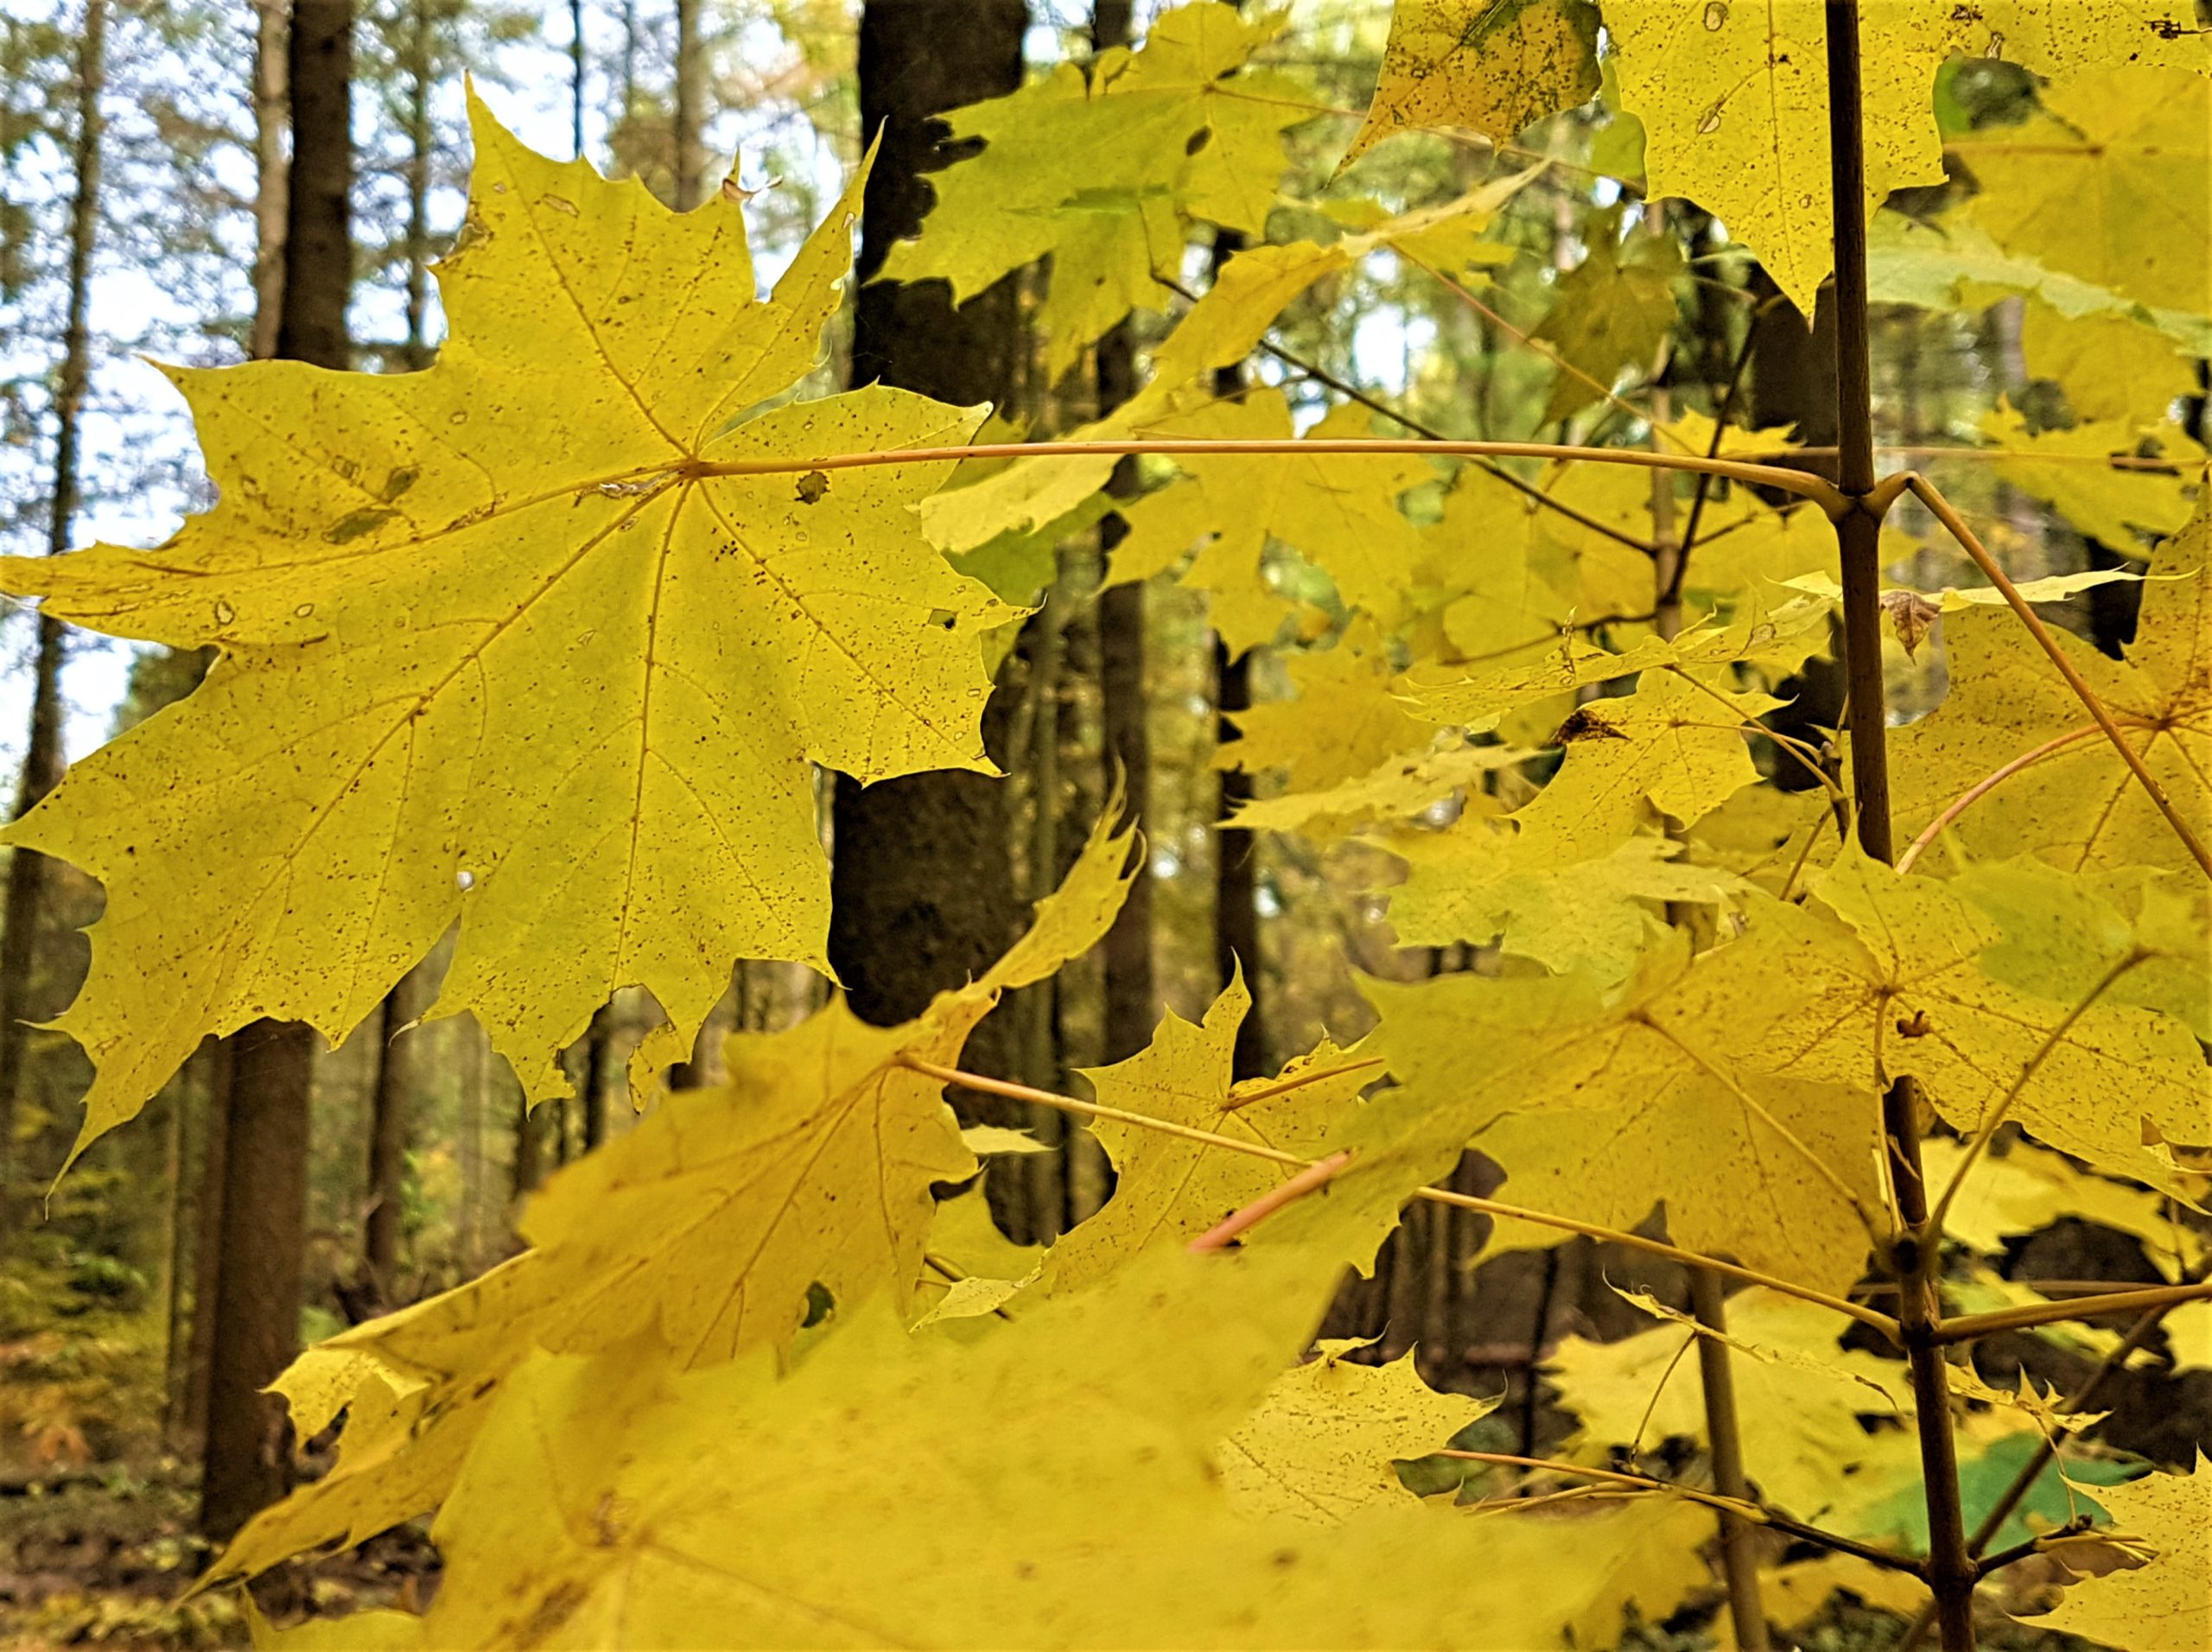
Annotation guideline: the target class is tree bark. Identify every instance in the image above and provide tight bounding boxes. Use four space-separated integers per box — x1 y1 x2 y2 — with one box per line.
362 963 427 1301
0 0 105 1240
400 0 433 371
569 0 586 160
579 1006 610 1150
180 1039 231 1455
671 0 704 208
200 0 351 1541
830 0 1027 1043
1090 2 1154 1069
200 1019 318 1539
1207 233 1265 1081
249 2 288 359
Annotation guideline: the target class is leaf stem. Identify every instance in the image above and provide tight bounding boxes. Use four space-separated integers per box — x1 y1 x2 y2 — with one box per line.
1187 1152 1353 1253
899 1058 1901 1337
1932 1278 2212 1345
1904 473 2212 881
1438 1450 1927 1577
692 437 1844 505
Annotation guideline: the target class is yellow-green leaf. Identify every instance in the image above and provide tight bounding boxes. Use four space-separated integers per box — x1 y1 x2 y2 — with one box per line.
0 96 1018 1155
2036 1454 2212 1652
1344 0 1600 159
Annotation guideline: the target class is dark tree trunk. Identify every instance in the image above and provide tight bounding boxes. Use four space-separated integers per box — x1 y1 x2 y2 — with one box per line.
200 0 351 1541
569 0 586 160
830 0 1027 1042
401 0 433 371
1746 266 1847 778
1090 0 1154 1067
250 2 288 359
579 1007 610 1150
1206 232 1265 1081
0 0 105 1241
180 1039 232 1454
200 1020 317 1539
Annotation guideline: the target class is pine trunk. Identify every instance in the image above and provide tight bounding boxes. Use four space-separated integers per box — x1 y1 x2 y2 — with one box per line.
830 0 1027 1046
0 0 105 1240
671 0 703 209
200 0 351 1541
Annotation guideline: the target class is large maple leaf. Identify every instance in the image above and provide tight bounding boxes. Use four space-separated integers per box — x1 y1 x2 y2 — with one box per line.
0 96 1017 1152
211 810 1138 1584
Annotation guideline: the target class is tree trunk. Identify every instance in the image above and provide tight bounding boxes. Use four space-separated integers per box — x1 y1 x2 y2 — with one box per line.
249 2 288 359
362 963 427 1302
579 1007 610 1150
1207 233 1265 1081
199 1020 318 1539
1090 3 1154 1070
0 0 105 1241
401 0 433 371
180 1039 231 1455
830 0 1027 1045
671 0 704 208
569 0 586 160
200 0 351 1541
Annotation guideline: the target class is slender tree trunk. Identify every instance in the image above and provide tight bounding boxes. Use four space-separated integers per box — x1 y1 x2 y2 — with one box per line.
569 0 586 159
201 0 352 1541
363 964 426 1302
401 0 433 371
180 1039 231 1455
0 0 105 1242
830 1 1027 1050
579 1006 610 1150
671 0 703 208
249 2 288 359
1090 4 1154 1071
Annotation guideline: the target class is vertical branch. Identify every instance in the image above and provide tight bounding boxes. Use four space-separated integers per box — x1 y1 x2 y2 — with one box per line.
1689 1272 1772 1652
1823 6 1973 1648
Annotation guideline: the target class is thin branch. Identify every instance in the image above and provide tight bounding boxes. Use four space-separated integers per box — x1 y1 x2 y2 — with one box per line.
1974 1520 2097 1581
1157 274 1655 555
1438 1451 1928 1576
1933 1279 2212 1345
1896 724 2107 874
1665 315 1770 608
693 437 1846 504
899 1059 1901 1337
1904 473 2212 881
1924 951 2149 1239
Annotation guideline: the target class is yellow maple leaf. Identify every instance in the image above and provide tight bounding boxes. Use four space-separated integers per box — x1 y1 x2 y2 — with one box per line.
1549 1287 1912 1520
0 95 1020 1156
1892 495 2212 877
1217 620 1433 788
2036 1454 2212 1652
1979 402 2203 547
1344 0 1602 158
1217 1341 1494 1524
880 0 1310 383
1608 0 2209 313
1761 851 2209 1193
1923 1136 2204 1280
265 1247 1713 1650
2023 298 2200 425
1357 912 1884 1293
210 810 1138 1584
1043 975 1369 1293
1380 823 1743 981
1961 68 2212 317
1230 740 1532 841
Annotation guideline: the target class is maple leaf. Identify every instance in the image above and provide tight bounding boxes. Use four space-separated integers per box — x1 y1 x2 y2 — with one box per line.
1531 205 1683 422
2023 299 2201 425
1217 620 1433 787
1344 0 1602 158
269 1248 1713 1651
1979 402 2202 548
879 0 1310 384
2035 1454 2212 1652
1921 1137 2204 1280
1758 850 2209 1192
1360 915 1882 1293
1960 68 2212 317
1892 496 2212 877
1549 1287 1912 1520
1230 740 1535 841
1217 1341 1494 1524
0 96 1020 1154
1380 824 1742 981
211 811 1138 1583
1042 975 1369 1293
1606 0 2208 312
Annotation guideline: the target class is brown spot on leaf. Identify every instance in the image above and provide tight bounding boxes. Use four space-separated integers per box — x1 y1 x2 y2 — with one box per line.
796 469 830 505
